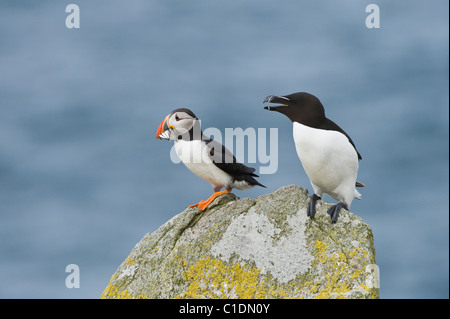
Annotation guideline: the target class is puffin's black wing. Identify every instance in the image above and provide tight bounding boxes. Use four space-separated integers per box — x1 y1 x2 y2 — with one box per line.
320 118 362 160
204 138 266 188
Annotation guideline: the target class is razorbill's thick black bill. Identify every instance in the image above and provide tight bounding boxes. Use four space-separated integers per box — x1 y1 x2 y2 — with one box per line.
156 108 265 211
264 92 364 223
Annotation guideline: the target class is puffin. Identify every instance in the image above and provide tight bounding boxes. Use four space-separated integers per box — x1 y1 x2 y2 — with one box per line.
263 92 364 223
156 108 265 211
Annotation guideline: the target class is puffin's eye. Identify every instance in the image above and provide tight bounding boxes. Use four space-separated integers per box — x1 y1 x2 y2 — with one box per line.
175 115 180 121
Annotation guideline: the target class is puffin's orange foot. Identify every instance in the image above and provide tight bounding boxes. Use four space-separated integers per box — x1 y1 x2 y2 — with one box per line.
188 200 208 209
189 190 231 211
197 200 211 211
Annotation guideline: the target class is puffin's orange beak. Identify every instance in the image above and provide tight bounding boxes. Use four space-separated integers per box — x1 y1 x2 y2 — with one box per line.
156 115 169 139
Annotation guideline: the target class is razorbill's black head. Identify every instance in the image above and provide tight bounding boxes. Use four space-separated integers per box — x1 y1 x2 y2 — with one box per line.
264 92 362 160
264 92 326 127
264 92 364 223
157 108 265 211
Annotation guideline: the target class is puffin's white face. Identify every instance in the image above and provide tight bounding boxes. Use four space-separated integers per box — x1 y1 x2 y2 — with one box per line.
156 108 200 141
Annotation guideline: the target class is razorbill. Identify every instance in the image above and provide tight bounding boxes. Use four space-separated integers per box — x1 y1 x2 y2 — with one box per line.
263 92 364 223
156 108 265 211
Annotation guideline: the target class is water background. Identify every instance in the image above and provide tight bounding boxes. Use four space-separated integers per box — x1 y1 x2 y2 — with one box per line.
0 0 448 298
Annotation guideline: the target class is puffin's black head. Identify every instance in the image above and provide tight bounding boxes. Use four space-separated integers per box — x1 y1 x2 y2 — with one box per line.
263 92 326 125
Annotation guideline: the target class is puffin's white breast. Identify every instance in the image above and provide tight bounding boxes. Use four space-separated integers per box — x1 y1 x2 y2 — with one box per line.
174 140 232 187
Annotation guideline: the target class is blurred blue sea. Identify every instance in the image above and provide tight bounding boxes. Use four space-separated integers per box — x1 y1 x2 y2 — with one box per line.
0 0 448 298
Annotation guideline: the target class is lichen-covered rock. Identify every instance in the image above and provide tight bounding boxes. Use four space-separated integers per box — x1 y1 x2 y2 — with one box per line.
101 185 379 299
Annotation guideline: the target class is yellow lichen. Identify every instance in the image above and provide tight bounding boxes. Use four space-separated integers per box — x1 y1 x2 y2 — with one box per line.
176 257 266 299
117 289 133 299
101 273 118 299
303 240 371 299
101 281 148 299
313 240 329 264
101 282 118 299
359 282 369 292
124 257 135 266
101 270 149 299
175 240 373 299
351 269 364 280
177 257 325 299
